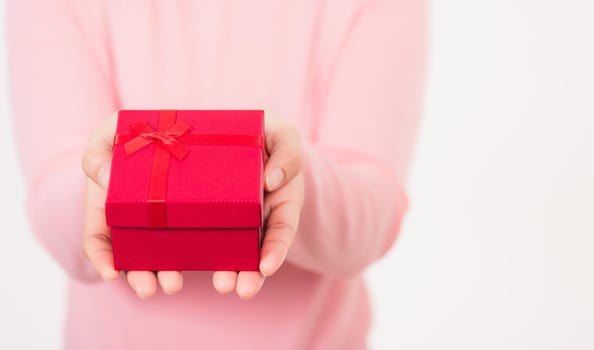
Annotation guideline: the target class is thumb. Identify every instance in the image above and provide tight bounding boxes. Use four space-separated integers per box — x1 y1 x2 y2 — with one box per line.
263 110 304 192
81 111 118 191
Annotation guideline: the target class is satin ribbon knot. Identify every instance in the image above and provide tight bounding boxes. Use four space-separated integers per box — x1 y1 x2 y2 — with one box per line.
124 120 193 160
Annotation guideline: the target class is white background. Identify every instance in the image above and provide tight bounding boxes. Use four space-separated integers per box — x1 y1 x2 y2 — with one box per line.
1 1 593 349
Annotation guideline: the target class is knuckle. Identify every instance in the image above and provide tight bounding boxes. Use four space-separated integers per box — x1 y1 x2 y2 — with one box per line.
263 237 290 254
81 150 99 176
266 221 298 240
83 233 112 255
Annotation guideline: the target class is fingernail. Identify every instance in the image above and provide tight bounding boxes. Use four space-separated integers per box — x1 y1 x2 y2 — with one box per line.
101 268 118 281
97 164 110 190
266 167 284 191
260 257 275 276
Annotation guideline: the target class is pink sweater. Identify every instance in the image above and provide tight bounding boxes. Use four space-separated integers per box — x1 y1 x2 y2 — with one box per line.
6 1 426 349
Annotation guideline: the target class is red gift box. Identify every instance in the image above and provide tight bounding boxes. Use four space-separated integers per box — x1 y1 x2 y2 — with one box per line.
105 109 264 271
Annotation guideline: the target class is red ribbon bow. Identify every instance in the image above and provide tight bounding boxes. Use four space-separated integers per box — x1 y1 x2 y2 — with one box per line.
123 120 193 160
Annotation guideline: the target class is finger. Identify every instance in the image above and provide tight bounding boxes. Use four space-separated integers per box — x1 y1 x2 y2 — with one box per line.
127 271 158 299
260 175 304 276
81 111 118 190
260 203 301 276
235 271 265 300
157 271 184 295
263 110 303 192
83 178 119 281
212 271 238 294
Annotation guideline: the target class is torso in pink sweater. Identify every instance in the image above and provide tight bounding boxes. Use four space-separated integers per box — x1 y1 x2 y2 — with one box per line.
7 1 426 349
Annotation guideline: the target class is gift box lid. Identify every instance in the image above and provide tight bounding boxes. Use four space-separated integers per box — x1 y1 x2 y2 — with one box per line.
105 109 264 229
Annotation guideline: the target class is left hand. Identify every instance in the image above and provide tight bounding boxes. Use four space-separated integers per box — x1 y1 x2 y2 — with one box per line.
212 110 305 299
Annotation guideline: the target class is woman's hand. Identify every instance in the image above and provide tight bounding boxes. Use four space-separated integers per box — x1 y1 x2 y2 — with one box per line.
82 112 184 298
81 110 304 300
211 111 304 299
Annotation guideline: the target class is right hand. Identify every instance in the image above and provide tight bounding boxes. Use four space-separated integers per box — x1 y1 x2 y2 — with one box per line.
81 112 184 299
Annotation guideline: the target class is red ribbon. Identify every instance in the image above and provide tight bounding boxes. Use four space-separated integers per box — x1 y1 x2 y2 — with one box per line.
113 110 264 228
121 119 192 160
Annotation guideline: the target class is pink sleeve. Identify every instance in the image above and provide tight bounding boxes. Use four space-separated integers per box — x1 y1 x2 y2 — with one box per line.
286 0 427 277
7 0 117 282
